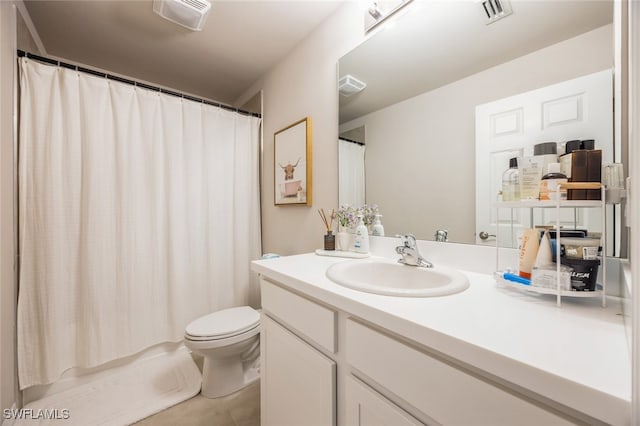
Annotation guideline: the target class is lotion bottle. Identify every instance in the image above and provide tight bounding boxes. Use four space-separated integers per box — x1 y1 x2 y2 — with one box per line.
372 214 385 237
353 214 370 253
501 158 520 201
518 228 539 279
518 156 545 200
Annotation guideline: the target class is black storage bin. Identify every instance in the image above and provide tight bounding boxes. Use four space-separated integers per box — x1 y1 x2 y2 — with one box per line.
560 258 600 291
547 229 588 239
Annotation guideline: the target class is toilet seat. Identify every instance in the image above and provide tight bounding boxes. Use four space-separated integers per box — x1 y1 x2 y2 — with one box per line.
185 306 260 341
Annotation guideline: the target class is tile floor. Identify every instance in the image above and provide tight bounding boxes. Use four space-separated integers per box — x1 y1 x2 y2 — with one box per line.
134 381 260 426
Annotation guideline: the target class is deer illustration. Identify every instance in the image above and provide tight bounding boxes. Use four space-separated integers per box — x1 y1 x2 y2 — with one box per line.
279 157 301 181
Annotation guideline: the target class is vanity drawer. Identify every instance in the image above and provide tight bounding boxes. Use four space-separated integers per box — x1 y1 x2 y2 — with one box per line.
260 277 336 353
345 319 575 426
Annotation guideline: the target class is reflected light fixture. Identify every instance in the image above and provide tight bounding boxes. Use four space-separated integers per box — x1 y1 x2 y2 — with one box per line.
153 0 212 31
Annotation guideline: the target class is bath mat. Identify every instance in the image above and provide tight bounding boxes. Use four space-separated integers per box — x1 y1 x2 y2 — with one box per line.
14 349 201 425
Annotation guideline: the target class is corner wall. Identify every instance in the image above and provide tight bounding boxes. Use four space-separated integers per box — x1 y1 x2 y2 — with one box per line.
628 0 640 421
236 3 365 255
0 0 18 415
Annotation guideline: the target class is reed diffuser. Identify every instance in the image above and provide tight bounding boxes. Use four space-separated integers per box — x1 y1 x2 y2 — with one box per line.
318 208 335 251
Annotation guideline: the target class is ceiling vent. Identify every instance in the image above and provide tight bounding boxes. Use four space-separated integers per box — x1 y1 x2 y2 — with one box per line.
480 0 512 25
339 75 367 97
153 0 212 31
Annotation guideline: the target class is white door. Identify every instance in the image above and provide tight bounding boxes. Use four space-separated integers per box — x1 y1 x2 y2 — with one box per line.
345 376 426 426
261 314 336 426
475 69 613 247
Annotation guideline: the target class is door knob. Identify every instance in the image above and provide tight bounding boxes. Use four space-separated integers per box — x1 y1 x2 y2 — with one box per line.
479 231 496 240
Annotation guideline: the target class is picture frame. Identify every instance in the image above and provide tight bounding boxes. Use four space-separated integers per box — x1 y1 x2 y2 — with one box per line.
274 117 312 205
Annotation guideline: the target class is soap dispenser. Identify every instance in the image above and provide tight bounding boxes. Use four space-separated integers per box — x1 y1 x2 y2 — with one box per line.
353 214 370 253
501 157 520 201
372 214 385 237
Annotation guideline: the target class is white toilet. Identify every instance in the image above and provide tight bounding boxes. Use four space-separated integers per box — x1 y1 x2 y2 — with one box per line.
184 306 260 398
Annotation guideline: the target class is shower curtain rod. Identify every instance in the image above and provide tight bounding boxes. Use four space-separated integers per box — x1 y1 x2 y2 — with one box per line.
339 137 365 146
17 50 262 118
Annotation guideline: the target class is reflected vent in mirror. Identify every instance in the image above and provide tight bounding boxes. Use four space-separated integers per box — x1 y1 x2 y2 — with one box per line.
480 0 512 25
339 75 367 97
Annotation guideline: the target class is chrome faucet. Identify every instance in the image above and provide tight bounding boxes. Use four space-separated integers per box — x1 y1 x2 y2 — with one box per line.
395 234 433 268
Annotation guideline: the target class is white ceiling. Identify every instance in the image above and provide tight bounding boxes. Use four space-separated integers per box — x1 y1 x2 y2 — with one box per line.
23 0 345 106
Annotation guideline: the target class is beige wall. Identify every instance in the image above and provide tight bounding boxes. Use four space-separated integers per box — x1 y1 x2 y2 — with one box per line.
0 0 17 413
237 3 366 255
341 24 613 243
238 3 613 254
16 6 38 53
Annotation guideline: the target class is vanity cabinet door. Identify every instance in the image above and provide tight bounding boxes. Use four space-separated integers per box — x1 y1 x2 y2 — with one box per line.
261 314 336 426
346 319 576 426
346 375 425 426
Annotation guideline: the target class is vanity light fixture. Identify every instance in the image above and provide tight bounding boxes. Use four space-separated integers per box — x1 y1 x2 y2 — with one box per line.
365 0 414 33
153 0 212 31
368 2 383 20
338 75 367 97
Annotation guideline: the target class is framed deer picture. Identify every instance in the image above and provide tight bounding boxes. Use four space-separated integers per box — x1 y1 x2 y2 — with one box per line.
274 117 312 205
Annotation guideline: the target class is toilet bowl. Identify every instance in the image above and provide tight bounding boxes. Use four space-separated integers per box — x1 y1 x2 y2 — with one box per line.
184 306 260 398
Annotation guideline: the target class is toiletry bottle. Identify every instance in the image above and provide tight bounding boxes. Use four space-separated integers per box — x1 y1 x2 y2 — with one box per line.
501 158 520 201
518 156 545 200
352 214 370 253
519 228 540 279
372 214 385 236
539 163 567 200
533 141 559 176
534 230 553 268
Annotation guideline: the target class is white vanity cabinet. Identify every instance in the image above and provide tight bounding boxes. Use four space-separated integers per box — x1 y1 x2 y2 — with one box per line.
260 278 337 426
259 275 584 426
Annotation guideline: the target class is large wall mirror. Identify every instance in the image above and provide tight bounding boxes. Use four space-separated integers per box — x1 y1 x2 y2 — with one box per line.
338 0 623 253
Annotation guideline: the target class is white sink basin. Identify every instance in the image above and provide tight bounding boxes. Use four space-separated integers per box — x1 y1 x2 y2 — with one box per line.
326 257 470 297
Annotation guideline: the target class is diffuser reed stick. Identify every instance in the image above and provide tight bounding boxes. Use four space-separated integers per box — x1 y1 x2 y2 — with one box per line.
318 208 335 232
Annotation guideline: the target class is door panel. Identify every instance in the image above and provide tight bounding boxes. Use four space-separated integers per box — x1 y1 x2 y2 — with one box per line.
476 69 613 247
261 314 336 426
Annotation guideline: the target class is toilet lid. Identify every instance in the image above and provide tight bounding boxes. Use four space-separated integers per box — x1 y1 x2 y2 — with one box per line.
185 306 260 340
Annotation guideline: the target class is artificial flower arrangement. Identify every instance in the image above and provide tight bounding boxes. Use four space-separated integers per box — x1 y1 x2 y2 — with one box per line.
336 204 379 232
360 203 379 227
336 205 358 230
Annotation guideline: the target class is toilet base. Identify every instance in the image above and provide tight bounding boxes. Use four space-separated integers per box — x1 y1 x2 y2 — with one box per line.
183 306 261 399
201 357 260 398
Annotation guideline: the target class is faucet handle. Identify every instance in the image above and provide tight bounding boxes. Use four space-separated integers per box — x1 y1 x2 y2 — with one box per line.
395 233 417 247
434 229 448 242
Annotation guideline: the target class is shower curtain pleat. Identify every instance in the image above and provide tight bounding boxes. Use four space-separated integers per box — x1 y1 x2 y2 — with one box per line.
338 138 366 207
17 58 262 389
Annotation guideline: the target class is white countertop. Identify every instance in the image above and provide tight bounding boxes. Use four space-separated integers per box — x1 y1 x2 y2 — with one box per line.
252 246 631 425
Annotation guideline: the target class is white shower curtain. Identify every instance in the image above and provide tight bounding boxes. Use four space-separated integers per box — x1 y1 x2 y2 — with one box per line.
17 58 262 389
338 138 366 207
